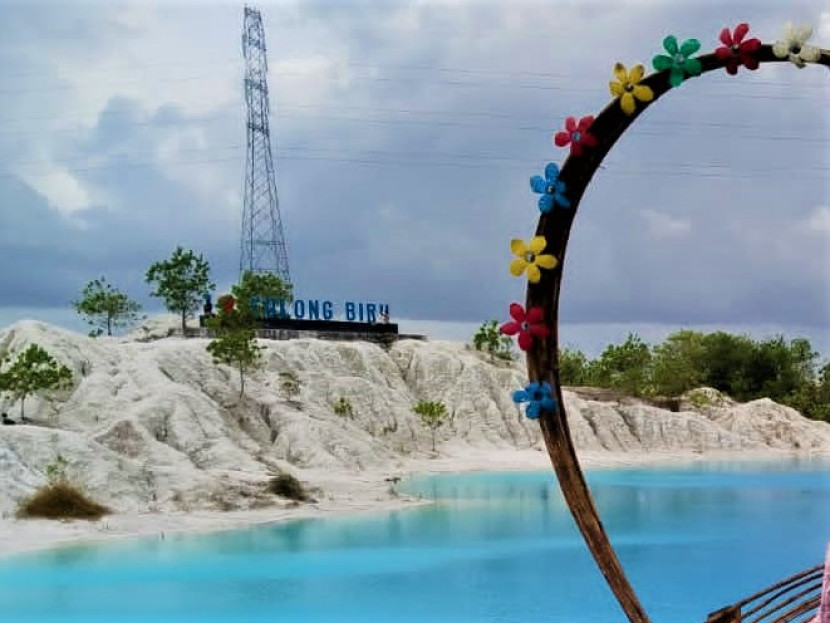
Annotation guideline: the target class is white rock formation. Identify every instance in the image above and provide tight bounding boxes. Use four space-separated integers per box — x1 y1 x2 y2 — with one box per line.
0 319 827 516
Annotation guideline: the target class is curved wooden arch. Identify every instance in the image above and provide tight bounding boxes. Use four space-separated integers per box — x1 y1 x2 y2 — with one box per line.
525 44 830 622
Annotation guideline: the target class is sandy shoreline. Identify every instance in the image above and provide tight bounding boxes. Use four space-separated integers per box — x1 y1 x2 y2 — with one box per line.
0 448 824 559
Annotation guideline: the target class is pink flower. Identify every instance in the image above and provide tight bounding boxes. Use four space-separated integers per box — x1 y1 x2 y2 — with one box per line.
499 303 549 351
554 116 599 157
715 23 762 75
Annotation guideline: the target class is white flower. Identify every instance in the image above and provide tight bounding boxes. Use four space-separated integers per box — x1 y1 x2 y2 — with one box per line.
772 22 821 68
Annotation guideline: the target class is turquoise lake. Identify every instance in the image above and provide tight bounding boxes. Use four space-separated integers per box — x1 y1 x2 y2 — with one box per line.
0 459 827 622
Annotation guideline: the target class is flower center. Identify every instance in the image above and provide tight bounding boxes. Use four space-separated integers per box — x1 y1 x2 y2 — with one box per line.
624 82 634 92
524 252 536 263
789 44 801 54
545 184 555 195
520 321 530 331
572 131 581 142
673 53 685 64
731 44 740 53
532 391 543 401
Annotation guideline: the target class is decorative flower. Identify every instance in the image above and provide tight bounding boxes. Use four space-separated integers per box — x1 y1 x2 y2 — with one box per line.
772 22 821 68
530 163 570 213
499 303 550 351
512 381 557 419
652 35 702 87
715 23 762 74
554 116 599 157
509 236 559 284
609 63 654 115
217 294 236 314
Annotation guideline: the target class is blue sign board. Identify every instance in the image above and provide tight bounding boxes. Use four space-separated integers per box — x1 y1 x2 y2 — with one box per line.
250 298 390 324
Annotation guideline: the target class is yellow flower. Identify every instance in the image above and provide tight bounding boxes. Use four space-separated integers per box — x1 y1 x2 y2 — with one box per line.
509 236 559 283
609 62 654 115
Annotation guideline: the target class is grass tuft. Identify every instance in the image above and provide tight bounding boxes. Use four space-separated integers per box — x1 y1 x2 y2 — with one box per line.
267 474 311 502
17 483 110 521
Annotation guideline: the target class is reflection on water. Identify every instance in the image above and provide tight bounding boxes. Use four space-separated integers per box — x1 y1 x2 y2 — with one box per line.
0 459 827 623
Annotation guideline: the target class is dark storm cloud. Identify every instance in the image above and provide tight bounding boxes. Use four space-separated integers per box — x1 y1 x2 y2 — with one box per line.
0 0 826 337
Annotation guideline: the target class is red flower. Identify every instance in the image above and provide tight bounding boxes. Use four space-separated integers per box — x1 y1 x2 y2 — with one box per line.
554 116 599 157
715 23 762 75
499 303 549 351
218 295 236 314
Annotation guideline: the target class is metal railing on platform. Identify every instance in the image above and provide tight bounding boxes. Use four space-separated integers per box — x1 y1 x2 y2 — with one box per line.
186 327 426 345
706 563 823 623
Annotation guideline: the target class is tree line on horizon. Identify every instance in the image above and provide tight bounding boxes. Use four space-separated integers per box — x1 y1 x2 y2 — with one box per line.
473 325 829 422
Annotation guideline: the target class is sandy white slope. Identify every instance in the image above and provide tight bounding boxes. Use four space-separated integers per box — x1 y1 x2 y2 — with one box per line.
0 318 827 555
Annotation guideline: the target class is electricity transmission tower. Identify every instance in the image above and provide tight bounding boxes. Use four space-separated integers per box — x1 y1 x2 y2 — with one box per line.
239 6 291 284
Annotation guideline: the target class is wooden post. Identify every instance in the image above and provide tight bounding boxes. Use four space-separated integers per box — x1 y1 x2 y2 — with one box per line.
705 605 741 623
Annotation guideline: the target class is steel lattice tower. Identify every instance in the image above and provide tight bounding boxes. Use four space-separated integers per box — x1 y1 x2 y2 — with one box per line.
239 6 291 283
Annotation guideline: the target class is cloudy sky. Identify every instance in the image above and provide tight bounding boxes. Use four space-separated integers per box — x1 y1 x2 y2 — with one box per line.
0 0 827 357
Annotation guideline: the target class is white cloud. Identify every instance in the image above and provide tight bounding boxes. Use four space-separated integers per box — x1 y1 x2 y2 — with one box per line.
272 55 353 101
819 10 830 40
639 209 692 240
1 1 827 331
798 206 830 235
17 166 91 215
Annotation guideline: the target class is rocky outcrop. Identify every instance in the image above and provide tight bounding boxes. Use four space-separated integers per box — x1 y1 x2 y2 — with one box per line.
0 319 827 515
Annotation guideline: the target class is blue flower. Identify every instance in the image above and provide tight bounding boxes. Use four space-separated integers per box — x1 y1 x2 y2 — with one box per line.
512 381 557 419
530 163 571 213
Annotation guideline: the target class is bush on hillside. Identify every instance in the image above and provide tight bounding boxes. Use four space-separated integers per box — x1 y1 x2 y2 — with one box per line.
17 482 110 520
333 396 355 418
551 331 829 420
267 473 311 502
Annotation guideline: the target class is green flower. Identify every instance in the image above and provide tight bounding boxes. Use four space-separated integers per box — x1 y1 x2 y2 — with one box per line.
652 35 702 87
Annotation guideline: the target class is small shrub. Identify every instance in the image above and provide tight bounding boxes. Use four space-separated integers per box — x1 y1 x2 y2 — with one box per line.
279 371 301 400
45 454 69 484
412 400 449 452
688 392 712 408
684 388 726 409
210 492 235 512
17 482 110 520
472 320 514 362
267 473 311 502
333 397 355 418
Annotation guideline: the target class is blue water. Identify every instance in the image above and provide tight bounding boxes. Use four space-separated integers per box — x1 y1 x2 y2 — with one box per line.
0 460 827 622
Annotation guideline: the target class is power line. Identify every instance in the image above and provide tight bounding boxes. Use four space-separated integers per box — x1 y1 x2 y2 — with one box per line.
2 145 827 180
4 141 829 169
0 62 826 100
2 52 827 89
0 102 815 133
0 105 826 140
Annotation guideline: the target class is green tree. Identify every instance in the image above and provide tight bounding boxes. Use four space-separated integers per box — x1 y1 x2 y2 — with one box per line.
699 332 755 398
73 277 143 337
206 328 263 399
472 320 514 362
782 371 830 422
592 333 653 396
145 247 215 336
807 362 830 421
232 271 293 321
558 348 589 386
651 330 706 397
413 400 448 451
0 344 73 421
745 337 824 418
